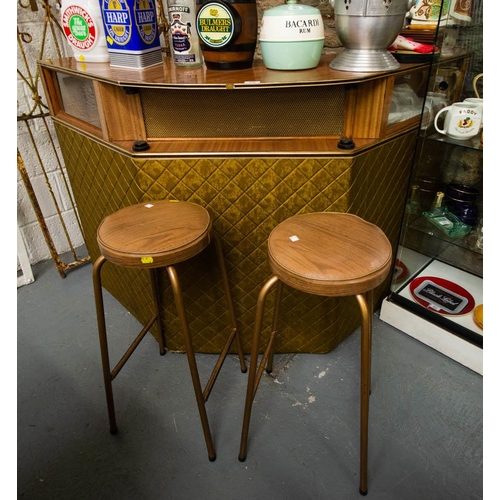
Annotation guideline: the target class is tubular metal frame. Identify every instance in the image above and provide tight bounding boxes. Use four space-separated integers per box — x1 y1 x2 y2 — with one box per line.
238 276 374 495
92 232 247 462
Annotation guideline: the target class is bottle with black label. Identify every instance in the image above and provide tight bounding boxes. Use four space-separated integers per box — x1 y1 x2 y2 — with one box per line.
166 0 203 67
196 0 257 70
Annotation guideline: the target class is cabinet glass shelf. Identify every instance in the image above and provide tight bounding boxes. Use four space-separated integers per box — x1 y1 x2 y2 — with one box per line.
401 216 482 279
427 132 482 151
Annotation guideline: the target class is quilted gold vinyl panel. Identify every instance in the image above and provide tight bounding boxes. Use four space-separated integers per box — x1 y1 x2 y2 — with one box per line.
55 123 416 354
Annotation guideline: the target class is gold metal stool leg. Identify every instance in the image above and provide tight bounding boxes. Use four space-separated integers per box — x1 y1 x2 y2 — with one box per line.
150 268 166 356
92 255 117 435
203 232 247 402
93 258 168 435
239 275 281 462
356 290 373 496
265 280 283 374
167 265 216 461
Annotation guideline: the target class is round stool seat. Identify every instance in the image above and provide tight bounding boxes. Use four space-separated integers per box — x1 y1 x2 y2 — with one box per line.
268 212 392 297
97 200 212 268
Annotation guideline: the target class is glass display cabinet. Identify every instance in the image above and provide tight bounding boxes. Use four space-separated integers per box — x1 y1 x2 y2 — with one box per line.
380 0 483 374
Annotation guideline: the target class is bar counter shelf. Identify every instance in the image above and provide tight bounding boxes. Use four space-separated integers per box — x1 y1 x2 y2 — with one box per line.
39 55 437 157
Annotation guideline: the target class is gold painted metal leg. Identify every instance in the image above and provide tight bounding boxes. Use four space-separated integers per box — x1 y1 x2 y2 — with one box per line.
203 232 247 402
167 265 216 461
93 258 165 436
356 292 373 496
92 255 117 435
239 275 280 462
213 232 246 372
149 268 166 356
265 280 283 374
366 289 373 395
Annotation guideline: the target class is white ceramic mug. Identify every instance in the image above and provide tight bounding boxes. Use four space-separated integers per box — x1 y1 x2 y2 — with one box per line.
463 98 483 128
434 102 482 140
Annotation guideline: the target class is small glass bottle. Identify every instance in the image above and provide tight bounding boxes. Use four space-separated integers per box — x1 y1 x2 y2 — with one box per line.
166 0 203 68
430 191 444 210
405 184 421 215
422 191 472 238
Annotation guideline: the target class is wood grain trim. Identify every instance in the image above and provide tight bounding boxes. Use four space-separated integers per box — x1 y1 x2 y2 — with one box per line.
94 82 146 142
343 84 359 140
93 81 109 141
39 65 62 117
386 115 421 136
110 136 380 157
52 113 103 139
379 76 396 138
350 79 389 139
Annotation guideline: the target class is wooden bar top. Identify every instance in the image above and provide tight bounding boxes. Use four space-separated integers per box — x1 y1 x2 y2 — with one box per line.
39 54 429 90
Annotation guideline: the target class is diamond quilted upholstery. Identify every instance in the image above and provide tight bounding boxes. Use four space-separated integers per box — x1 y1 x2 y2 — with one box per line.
55 123 416 353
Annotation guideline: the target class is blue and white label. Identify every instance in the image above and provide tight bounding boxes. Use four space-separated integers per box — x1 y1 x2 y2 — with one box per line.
134 0 157 45
101 0 132 46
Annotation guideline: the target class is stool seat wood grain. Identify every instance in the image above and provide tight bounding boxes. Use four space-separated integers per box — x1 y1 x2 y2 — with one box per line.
238 212 393 495
97 200 212 268
92 200 246 462
268 212 392 297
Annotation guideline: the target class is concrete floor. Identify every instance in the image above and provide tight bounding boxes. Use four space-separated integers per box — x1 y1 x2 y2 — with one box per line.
17 258 483 499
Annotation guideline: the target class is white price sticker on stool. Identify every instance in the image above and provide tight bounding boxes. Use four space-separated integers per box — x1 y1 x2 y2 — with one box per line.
289 235 299 242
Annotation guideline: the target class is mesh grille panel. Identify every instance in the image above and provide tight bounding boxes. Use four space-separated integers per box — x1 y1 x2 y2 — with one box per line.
141 86 345 138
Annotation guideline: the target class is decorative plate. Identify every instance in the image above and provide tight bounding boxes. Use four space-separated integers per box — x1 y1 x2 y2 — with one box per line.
409 276 475 315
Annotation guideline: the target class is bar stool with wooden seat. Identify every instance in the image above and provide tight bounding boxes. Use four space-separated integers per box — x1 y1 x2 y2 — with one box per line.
92 199 247 461
238 212 392 495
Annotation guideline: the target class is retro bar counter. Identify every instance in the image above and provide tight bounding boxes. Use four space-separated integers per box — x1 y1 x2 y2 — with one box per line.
40 55 426 353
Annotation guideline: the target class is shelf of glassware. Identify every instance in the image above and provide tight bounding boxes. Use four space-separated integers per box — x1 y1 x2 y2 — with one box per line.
405 212 483 277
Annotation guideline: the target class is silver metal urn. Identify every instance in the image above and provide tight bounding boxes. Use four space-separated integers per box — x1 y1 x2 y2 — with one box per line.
330 0 416 72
